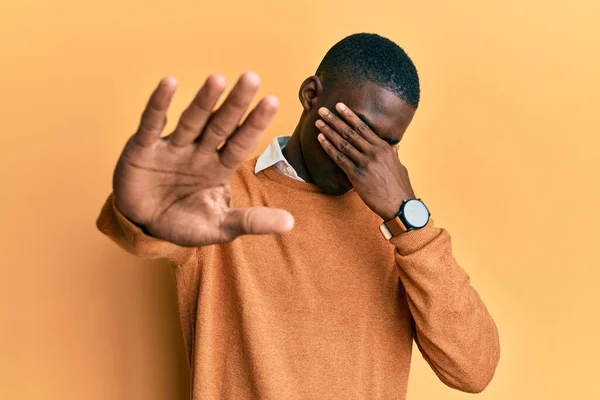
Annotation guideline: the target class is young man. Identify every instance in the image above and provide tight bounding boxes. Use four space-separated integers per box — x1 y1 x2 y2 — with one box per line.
97 33 500 399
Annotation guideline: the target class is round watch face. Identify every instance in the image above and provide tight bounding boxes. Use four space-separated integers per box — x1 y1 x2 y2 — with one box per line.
403 199 429 228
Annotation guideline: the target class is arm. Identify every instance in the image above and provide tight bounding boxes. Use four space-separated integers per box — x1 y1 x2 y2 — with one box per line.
98 73 293 259
312 102 499 393
391 220 500 393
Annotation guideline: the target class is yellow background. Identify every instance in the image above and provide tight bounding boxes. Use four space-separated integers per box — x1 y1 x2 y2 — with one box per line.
1 0 598 399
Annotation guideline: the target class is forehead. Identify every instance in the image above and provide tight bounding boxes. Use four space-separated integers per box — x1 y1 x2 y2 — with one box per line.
329 81 415 140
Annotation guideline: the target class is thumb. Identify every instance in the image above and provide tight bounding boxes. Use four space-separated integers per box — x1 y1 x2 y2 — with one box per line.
222 207 294 238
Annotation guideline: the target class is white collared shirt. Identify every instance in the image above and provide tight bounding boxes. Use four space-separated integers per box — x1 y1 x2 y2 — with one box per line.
254 136 305 182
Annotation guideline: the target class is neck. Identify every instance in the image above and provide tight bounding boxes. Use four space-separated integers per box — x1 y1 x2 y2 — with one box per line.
282 119 314 183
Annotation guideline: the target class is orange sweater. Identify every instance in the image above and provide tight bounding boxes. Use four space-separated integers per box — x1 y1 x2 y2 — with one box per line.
97 157 500 399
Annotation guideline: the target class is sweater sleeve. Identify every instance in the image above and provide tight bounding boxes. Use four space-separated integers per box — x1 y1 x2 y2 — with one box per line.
96 193 194 262
390 219 500 393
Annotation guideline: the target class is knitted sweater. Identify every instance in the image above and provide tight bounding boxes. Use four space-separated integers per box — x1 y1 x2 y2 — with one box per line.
96 157 500 399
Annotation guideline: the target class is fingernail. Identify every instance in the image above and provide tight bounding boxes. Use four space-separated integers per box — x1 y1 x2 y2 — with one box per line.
318 133 325 141
337 103 347 111
315 119 325 128
318 107 329 116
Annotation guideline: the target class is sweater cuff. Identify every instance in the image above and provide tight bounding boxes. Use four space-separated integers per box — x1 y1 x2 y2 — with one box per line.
388 219 442 256
97 194 193 261
110 196 166 244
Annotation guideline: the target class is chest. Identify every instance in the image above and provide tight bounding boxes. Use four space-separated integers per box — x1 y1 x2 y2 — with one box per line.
214 210 400 322
223 175 403 316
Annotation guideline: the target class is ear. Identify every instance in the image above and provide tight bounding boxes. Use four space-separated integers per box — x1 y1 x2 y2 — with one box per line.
298 75 323 111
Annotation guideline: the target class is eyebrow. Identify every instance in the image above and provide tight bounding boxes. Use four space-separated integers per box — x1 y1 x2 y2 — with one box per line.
356 112 400 146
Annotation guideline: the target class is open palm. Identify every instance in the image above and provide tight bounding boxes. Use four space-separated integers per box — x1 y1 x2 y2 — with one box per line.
113 72 294 247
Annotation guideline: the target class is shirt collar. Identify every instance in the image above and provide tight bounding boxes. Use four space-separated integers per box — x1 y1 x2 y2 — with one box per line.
255 136 294 175
255 135 356 191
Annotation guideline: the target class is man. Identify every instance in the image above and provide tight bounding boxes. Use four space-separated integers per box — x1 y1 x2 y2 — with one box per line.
97 33 500 399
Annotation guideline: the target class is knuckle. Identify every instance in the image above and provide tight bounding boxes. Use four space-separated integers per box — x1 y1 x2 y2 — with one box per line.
189 100 212 115
244 117 264 132
177 117 196 134
338 139 350 152
207 121 229 138
342 128 355 139
357 124 369 135
242 210 254 233
140 118 163 134
376 142 388 152
385 145 397 157
141 109 162 128
227 137 245 152
335 152 346 162
363 147 376 159
229 96 248 112
144 103 162 117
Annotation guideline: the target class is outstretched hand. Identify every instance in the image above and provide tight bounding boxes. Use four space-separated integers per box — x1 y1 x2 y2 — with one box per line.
112 72 294 247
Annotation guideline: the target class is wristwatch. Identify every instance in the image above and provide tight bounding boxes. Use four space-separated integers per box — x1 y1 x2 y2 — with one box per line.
379 198 430 240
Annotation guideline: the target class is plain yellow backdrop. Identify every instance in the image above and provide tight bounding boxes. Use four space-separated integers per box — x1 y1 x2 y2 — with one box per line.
1 0 598 399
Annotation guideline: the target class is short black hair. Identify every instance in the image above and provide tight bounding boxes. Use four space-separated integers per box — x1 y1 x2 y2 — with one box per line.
315 33 420 108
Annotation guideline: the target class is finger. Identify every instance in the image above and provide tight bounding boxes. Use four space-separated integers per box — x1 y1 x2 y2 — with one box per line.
317 106 370 152
222 207 294 239
317 132 356 174
169 74 227 147
315 119 364 164
196 72 261 151
219 96 279 169
334 103 382 145
134 76 177 146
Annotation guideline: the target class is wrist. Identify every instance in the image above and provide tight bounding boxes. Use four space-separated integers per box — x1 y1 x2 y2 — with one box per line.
379 198 430 239
379 195 415 221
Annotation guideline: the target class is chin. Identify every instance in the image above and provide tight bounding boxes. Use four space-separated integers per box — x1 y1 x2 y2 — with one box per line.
315 175 353 195
307 157 353 195
320 186 351 195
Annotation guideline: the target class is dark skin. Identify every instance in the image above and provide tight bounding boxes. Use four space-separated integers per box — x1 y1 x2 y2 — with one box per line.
111 72 417 247
283 75 417 220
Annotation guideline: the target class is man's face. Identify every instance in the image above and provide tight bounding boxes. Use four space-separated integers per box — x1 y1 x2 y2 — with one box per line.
300 80 416 195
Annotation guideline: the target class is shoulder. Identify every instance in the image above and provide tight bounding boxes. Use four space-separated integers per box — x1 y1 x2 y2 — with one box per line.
230 156 260 208
232 156 259 185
